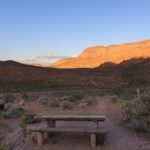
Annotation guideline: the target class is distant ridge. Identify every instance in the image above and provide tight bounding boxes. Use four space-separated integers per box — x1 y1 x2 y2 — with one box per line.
52 39 150 68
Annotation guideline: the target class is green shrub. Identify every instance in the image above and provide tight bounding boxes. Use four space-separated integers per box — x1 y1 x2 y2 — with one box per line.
4 94 15 103
111 86 134 100
140 94 150 109
0 143 9 150
61 101 73 110
70 92 82 102
38 96 49 105
130 118 148 132
121 101 136 120
48 99 59 108
122 95 150 133
22 113 41 124
0 134 5 141
20 122 28 138
4 107 25 118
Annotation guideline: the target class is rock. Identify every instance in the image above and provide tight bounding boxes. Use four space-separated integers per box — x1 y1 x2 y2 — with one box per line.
60 96 70 101
79 103 87 108
19 99 25 106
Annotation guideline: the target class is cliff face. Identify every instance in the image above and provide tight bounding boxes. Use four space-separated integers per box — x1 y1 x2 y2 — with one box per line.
52 39 150 68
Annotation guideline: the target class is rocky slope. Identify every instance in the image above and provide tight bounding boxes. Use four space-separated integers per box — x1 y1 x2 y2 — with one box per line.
1 58 150 93
53 39 150 68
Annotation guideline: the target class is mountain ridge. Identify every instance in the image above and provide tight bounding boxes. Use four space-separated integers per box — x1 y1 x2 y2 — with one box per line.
52 39 150 68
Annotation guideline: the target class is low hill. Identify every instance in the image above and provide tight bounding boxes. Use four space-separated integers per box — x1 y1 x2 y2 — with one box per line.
1 58 150 93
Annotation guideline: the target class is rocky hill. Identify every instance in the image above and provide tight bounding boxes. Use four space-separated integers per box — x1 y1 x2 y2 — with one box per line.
53 39 150 68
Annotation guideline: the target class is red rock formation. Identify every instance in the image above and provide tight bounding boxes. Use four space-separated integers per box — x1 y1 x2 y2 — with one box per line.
53 39 150 68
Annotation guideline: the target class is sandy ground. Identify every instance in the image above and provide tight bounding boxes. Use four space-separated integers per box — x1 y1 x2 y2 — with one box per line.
5 96 150 150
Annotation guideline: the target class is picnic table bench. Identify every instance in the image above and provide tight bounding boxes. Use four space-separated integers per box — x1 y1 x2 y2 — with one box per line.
28 112 106 147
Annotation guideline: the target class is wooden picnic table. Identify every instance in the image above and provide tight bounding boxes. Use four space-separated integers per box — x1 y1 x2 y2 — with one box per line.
31 112 106 147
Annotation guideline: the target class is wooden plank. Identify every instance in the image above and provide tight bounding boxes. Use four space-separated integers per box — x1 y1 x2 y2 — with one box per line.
36 112 106 122
28 127 106 134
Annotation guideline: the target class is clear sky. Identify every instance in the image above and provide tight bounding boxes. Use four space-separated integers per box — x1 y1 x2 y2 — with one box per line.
0 0 150 63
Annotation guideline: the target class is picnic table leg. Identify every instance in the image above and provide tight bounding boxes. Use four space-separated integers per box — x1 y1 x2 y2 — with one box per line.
37 132 44 146
44 119 56 138
45 119 56 127
90 133 96 147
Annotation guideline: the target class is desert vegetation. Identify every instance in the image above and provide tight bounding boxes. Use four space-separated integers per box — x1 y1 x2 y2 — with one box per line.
0 88 149 150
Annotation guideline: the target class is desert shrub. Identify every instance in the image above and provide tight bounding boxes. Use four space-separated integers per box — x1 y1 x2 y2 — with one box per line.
121 93 150 133
96 132 106 145
0 143 9 150
48 99 59 108
22 113 41 124
4 94 15 103
111 86 125 95
61 101 73 110
0 134 5 141
4 107 25 118
86 98 97 106
38 96 49 105
111 86 134 100
20 122 28 138
140 94 150 110
130 118 148 132
110 95 118 102
134 99 149 116
69 92 82 102
121 101 137 121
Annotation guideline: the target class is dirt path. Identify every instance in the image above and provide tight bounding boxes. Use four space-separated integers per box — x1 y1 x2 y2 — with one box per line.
9 97 150 150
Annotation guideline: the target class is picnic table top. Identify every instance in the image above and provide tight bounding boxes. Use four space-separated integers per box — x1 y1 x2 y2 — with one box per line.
36 112 106 121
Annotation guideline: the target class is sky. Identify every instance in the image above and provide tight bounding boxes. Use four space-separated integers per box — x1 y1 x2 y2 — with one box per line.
0 0 150 65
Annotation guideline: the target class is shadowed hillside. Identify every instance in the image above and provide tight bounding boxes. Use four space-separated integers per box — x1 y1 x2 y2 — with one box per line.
1 58 150 93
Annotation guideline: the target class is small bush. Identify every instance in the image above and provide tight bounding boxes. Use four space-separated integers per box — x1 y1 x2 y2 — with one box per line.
110 95 118 102
0 134 5 141
0 143 9 150
96 132 106 145
61 101 73 110
4 94 15 103
140 94 150 108
38 96 49 105
121 101 136 120
86 98 97 106
130 118 148 132
22 113 41 124
48 99 59 108
20 122 28 138
70 92 82 102
4 107 25 118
